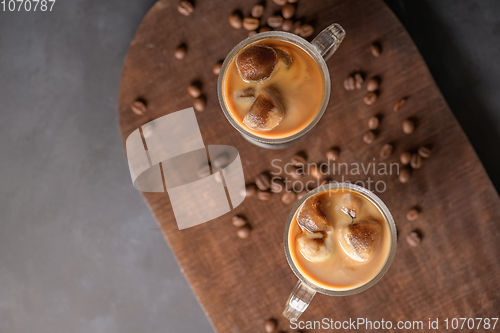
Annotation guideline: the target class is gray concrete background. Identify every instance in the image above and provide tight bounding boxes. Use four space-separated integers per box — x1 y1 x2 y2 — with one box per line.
0 1 498 332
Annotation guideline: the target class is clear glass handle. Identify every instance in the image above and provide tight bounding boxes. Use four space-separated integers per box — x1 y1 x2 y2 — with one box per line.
283 280 317 320
311 23 346 61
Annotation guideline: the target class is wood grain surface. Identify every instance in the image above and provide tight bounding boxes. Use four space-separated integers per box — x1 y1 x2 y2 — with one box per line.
117 0 500 332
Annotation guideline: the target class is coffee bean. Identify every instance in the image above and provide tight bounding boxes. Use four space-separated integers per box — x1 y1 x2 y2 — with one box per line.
368 116 380 130
193 95 206 112
248 30 257 37
297 24 314 38
255 173 271 191
379 143 393 158
406 208 419 221
399 168 411 183
229 12 243 29
343 76 356 91
282 191 296 204
237 225 251 239
410 153 422 169
366 77 380 92
363 131 376 144
400 151 411 165
177 0 194 16
406 231 421 247
243 184 257 198
243 17 260 31
174 44 187 59
259 26 272 33
292 21 302 34
371 42 382 57
310 164 322 180
418 146 432 158
270 179 285 193
326 147 340 161
287 0 298 3
282 4 295 19
291 154 307 167
354 72 364 89
213 61 223 75
131 100 146 115
267 15 284 28
251 4 264 18
393 97 407 112
290 166 303 180
187 83 201 98
281 19 293 32
264 318 278 333
232 215 247 227
402 119 415 134
363 92 377 105
296 191 307 200
257 190 271 201
273 0 287 5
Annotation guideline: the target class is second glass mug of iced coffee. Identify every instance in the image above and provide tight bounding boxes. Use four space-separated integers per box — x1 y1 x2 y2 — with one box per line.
283 182 397 320
217 24 345 149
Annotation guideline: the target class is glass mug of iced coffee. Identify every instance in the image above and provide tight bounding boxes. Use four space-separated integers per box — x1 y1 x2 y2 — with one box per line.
283 182 397 320
217 24 345 149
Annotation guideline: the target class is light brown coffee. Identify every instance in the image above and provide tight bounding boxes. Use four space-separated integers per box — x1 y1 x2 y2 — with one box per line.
223 39 324 139
289 189 391 291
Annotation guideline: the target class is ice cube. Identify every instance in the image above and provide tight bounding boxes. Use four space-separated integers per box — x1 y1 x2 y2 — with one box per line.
297 231 334 262
341 219 382 262
234 87 255 99
243 90 284 131
339 193 364 219
236 45 278 82
275 48 293 69
296 196 332 233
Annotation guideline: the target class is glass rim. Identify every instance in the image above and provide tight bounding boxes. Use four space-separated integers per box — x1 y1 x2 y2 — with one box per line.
217 31 331 145
283 182 398 296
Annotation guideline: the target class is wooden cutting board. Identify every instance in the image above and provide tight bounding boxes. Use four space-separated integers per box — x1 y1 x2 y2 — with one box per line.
117 0 500 332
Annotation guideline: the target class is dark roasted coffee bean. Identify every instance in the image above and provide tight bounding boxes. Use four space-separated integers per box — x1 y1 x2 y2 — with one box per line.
292 21 302 34
394 97 407 112
287 0 298 2
255 173 271 191
406 231 421 247
237 225 251 239
344 76 355 91
400 151 411 165
297 24 314 38
368 116 380 130
193 95 206 112
131 100 146 115
177 0 194 16
270 179 285 193
267 15 284 28
402 119 415 134
399 168 411 183
290 166 303 180
366 77 380 92
371 42 382 57
310 164 322 180
213 61 223 75
363 92 377 105
257 190 271 201
259 26 272 33
406 208 419 221
282 4 295 19
282 191 296 204
264 318 278 333
363 131 376 144
187 83 201 98
243 184 257 198
410 153 422 169
379 143 393 158
251 4 264 18
229 12 243 29
243 17 260 31
273 0 287 5
174 44 187 59
418 146 432 158
291 154 307 167
354 72 364 89
281 19 293 32
326 147 340 161
232 215 247 227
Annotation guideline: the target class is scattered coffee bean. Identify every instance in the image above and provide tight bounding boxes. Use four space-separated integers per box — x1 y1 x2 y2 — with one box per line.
297 24 314 38
400 151 411 165
363 131 376 144
370 42 382 57
243 17 260 31
267 15 284 28
193 96 206 112
131 100 146 115
366 77 380 92
287 0 298 3
255 173 271 191
418 146 432 158
282 4 295 19
273 0 287 4
251 4 264 18
281 19 293 32
232 215 247 227
399 168 411 183
406 208 419 221
363 92 377 105
379 143 393 158
212 61 223 75
291 154 307 167
393 97 407 112
410 153 422 169
244 184 257 198
326 147 340 161
282 191 296 204
229 12 243 29
406 231 421 247
257 190 271 201
174 44 187 60
248 30 257 37
290 166 303 180
292 21 302 34
402 119 415 134
310 164 322 180
270 179 285 193
177 0 194 16
354 72 364 89
368 116 380 130
259 26 272 33
343 76 356 91
296 191 307 200
187 83 201 98
264 318 278 333
237 225 251 239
